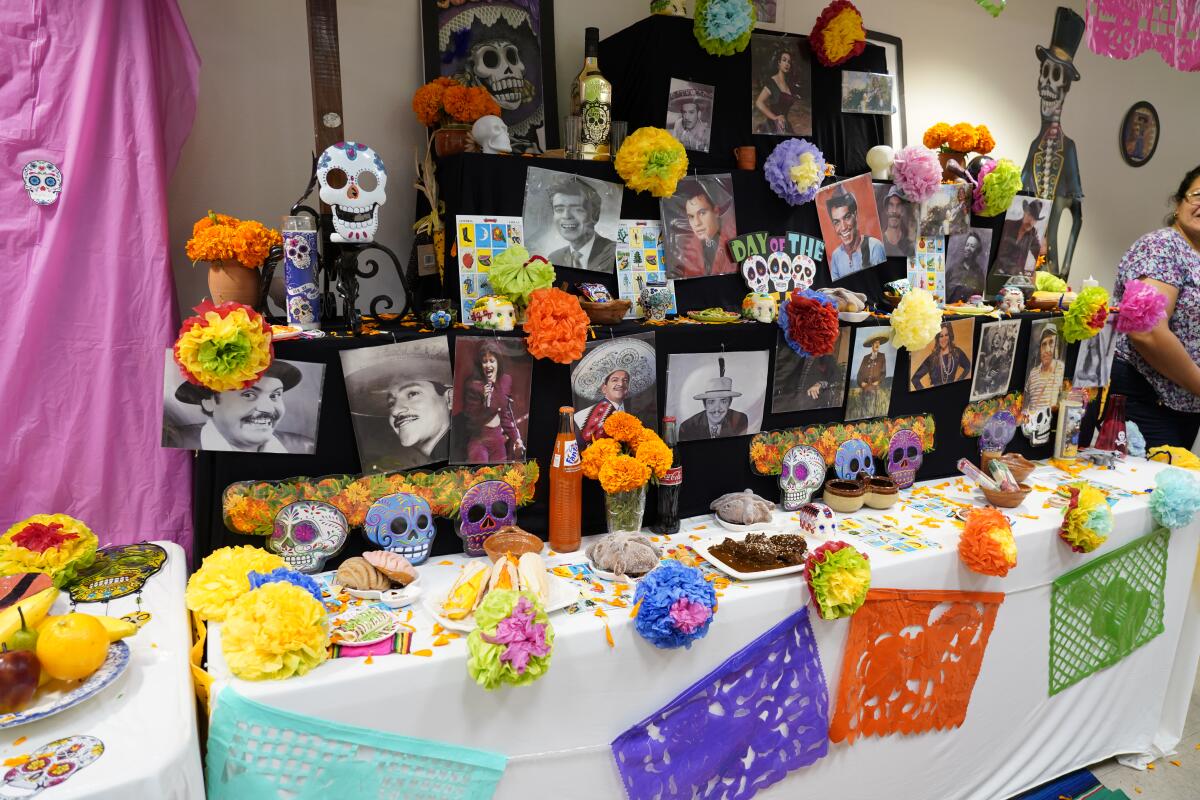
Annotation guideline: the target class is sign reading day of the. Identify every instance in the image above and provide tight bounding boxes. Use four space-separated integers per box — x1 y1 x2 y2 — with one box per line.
729 231 826 294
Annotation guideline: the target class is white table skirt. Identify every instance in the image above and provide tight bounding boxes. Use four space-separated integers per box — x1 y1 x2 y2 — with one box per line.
0 541 203 800
208 461 1200 800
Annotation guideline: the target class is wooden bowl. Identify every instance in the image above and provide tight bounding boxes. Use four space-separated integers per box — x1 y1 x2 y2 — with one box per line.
579 298 631 325
980 483 1032 509
482 526 544 562
1000 453 1036 484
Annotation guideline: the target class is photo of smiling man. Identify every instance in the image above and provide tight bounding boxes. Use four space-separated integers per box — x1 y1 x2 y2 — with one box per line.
816 174 887 281
661 174 739 280
523 166 623 273
340 337 454 471
162 351 324 454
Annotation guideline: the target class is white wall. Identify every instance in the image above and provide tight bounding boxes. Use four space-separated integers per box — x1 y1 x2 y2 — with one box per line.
169 0 1199 313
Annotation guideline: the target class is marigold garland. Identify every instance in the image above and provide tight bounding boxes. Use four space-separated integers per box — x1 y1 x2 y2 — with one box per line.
959 508 1017 576
779 288 839 357
614 127 688 198
1063 286 1110 343
173 300 274 393
974 158 1021 217
488 247 555 310
805 541 870 619
0 514 98 588
411 76 499 127
185 545 287 622
1116 279 1168 334
810 0 867 67
222 582 329 680
890 288 942 351
186 211 282 268
764 139 826 206
523 287 589 363
693 0 756 56
1058 484 1112 553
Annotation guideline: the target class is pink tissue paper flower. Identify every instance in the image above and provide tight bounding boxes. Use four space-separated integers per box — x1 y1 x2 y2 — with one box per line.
668 597 712 634
892 145 942 203
482 596 551 674
1116 279 1168 334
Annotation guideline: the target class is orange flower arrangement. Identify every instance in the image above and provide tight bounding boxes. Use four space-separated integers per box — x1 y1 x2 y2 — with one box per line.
523 287 589 363
186 211 282 269
922 123 951 150
412 77 500 128
580 412 672 495
923 122 995 156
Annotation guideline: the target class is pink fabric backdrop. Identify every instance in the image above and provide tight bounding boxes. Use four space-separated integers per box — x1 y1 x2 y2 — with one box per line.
0 1 199 550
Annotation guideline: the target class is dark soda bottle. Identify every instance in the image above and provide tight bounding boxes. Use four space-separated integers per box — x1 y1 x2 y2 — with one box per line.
652 416 682 535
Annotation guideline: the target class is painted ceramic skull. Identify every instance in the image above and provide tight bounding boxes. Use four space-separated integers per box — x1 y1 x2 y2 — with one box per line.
458 480 516 555
886 429 923 489
471 295 516 330
741 254 769 293
767 251 793 293
1022 405 1053 446
779 445 826 511
284 235 312 270
997 287 1025 313
68 543 168 604
797 502 838 539
791 254 817 291
22 160 63 206
834 438 875 481
316 142 387 243
364 493 436 564
740 292 778 324
269 501 349 573
980 411 1018 454
1 736 104 796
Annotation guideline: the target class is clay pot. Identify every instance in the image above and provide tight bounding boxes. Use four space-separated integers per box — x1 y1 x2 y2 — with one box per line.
434 125 472 157
980 483 1032 509
733 146 757 170
864 476 899 510
1000 453 1036 484
482 526 544 562
938 149 968 181
823 479 865 513
207 260 260 307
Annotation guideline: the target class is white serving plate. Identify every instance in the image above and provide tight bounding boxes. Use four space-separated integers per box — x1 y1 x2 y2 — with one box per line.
425 574 581 633
331 606 405 646
333 577 423 609
692 531 808 581
0 641 130 730
713 515 784 534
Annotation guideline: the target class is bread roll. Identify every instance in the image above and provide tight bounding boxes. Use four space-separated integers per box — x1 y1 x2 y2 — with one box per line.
335 557 390 591
363 550 418 586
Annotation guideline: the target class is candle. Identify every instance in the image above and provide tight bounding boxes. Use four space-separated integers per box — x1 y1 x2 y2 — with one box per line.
1082 275 1098 289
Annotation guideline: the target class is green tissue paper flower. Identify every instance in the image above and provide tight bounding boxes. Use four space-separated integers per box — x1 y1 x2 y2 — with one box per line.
488 246 555 307
467 589 555 690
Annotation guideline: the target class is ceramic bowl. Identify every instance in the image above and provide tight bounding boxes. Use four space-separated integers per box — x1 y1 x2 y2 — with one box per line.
863 476 899 509
980 483 1032 509
482 526 544 562
823 479 865 513
1000 453 1036 484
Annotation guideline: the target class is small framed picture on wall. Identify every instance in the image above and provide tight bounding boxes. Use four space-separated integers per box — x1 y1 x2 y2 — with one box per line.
1120 101 1159 168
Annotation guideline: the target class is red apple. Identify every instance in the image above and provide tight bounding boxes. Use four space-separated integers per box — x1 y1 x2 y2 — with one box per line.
0 646 39 712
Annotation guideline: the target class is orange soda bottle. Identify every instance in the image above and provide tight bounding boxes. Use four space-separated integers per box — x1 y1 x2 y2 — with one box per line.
549 406 583 552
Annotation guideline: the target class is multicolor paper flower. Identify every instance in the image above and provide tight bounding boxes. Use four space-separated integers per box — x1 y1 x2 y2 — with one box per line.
973 158 1021 217
764 139 826 206
222 582 329 680
891 145 942 203
810 0 866 67
468 590 554 689
890 288 942 351
614 127 688 198
779 288 840 357
693 0 755 56
523 287 589 363
959 508 1017 576
632 560 717 648
1150 468 1200 529
1058 484 1112 553
1063 286 1110 343
1116 279 1168 334
0 514 98 588
173 300 274 392
248 567 323 605
488 247 555 310
185 545 287 622
805 541 870 619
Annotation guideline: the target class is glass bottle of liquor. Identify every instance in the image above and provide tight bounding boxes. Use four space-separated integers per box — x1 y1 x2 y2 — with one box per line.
652 417 682 535
570 27 612 160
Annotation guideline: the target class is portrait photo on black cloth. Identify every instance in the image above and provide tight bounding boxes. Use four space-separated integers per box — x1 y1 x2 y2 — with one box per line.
666 351 768 442
969 319 1021 401
161 350 323 455
841 71 895 115
523 166 623 272
945 228 993 304
340 337 452 472
666 78 713 154
909 319 975 391
1074 316 1118 389
661 174 738 280
450 336 533 465
874 183 918 259
990 195 1049 287
772 327 850 414
918 183 971 237
1024 318 1066 411
817 175 886 281
750 34 812 136
572 333 658 443
845 326 897 422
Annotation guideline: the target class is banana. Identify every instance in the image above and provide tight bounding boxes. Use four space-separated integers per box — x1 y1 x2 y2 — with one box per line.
0 587 58 646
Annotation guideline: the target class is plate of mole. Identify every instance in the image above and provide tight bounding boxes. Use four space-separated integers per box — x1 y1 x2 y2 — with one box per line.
693 531 809 581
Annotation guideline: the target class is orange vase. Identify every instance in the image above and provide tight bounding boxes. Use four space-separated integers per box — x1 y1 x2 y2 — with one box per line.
938 150 968 181
433 125 471 157
206 260 260 307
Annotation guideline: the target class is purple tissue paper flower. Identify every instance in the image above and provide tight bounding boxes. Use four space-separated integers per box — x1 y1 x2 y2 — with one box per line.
764 138 825 206
482 595 551 674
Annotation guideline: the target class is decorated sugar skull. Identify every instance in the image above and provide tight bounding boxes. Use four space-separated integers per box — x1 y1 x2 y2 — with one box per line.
779 445 826 511
980 411 1018 454
791 254 817 292
284 235 312 270
834 438 875 481
287 294 316 324
269 500 349 573
1022 405 1053 445
797 502 838 539
364 493 436 564
740 292 778 324
997 287 1025 314
317 141 387 243
22 160 63 206
1 736 104 796
458 480 516 556
886 429 923 489
767 251 793 293
68 543 168 604
741 254 769 293
471 295 516 330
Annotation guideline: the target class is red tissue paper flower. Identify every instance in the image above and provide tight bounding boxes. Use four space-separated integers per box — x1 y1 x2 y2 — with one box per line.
782 289 840 357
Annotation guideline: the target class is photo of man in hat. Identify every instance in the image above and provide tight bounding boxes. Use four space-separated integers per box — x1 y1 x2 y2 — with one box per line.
665 351 768 442
340 338 454 471
571 334 657 442
991 196 1049 286
845 327 897 422
523 167 622 273
666 79 713 153
661 174 739 280
874 183 917 259
162 354 322 454
679 357 749 440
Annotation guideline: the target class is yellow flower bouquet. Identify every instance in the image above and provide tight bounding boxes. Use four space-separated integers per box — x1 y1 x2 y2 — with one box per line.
580 412 672 531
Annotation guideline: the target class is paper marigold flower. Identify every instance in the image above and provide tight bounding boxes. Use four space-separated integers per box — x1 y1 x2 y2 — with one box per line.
614 127 688 198
764 138 825 206
1116 279 1168 333
604 411 645 444
693 0 756 56
959 507 1017 576
632 561 716 648
892 145 942 203
0 514 98 588
779 289 839 357
186 545 287 622
489 247 555 309
975 158 1021 217
467 590 554 689
173 300 274 392
1058 484 1112 553
805 541 870 619
810 0 866 67
523 287 589 363
1063 286 1110 343
1150 468 1200 529
222 582 329 680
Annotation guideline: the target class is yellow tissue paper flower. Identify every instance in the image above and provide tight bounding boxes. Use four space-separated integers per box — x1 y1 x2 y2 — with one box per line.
0 513 98 587
222 582 329 680
186 545 286 622
615 127 689 198
890 288 942 351
789 152 821 191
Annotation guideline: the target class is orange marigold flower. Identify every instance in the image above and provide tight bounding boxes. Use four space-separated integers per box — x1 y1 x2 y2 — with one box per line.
598 454 652 494
636 439 673 480
947 122 978 153
974 124 995 154
923 122 951 149
604 411 645 444
582 437 622 480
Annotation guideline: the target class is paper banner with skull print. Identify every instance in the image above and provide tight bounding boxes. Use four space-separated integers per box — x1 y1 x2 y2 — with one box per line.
22 160 63 206
68 543 168 604
317 142 387 243
1 736 104 797
364 493 437 565
457 479 516 556
269 501 349 573
779 445 826 511
729 231 825 296
885 429 923 489
834 438 876 481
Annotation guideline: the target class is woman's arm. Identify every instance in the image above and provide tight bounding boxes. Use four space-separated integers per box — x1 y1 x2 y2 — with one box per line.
911 355 933 389
1127 278 1200 397
955 348 972 380
754 86 778 123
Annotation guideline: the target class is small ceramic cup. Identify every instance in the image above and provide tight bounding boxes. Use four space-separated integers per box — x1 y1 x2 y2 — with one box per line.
822 479 865 513
863 476 899 509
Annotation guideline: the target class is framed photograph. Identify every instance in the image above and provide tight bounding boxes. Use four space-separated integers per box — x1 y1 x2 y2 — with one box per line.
1074 317 1118 390
969 319 1021 402
945 228 992 304
918 183 971 237
571 333 658 442
772 328 850 414
989 196 1049 290
841 71 895 115
846 326 897 422
420 0 558 153
865 30 907 147
750 34 813 136
161 351 324 454
666 78 714 153
1025 318 1066 410
816 174 887 281
450 337 534 465
523 167 623 272
909 319 975 391
661 174 739 280
874 183 918 258
1120 101 1159 168
665 351 769 442
753 0 787 31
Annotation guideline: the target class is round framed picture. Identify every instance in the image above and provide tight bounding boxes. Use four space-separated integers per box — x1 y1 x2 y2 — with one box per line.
1120 101 1159 167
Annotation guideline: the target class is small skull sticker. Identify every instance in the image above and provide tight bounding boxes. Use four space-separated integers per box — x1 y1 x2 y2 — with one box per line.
22 160 63 206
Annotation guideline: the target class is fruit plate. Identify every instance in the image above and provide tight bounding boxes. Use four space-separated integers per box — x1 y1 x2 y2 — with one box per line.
424 575 581 633
692 533 807 582
0 640 130 730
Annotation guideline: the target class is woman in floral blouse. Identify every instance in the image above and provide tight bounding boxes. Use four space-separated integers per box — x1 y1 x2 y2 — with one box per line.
1111 165 1200 448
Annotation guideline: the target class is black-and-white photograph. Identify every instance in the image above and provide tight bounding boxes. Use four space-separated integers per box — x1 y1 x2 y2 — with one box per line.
845 326 898 422
161 350 324 454
450 336 533 465
341 338 453 472
874 183 918 258
990 196 1049 289
666 78 713 153
772 328 850 414
666 351 768 442
661 174 739 280
750 34 812 136
945 228 993 304
523 166 623 272
1074 317 1118 389
572 333 657 443
1024 318 1066 410
918 183 971 237
969 319 1022 401
841 71 895 115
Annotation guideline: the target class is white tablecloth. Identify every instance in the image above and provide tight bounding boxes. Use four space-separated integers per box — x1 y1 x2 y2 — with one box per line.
208 461 1200 800
0 541 203 800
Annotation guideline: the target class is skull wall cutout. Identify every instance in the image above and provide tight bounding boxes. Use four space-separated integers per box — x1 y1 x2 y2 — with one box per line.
767 251 793 293
742 254 769 293
791 254 817 292
316 142 387 243
22 160 63 206
886 429 923 489
1023 405 1053 446
269 501 349 573
364 493 437 565
834 438 876 481
779 445 826 511
797 502 838 539
980 411 1018 454
458 480 516 556
1 736 104 797
68 543 168 604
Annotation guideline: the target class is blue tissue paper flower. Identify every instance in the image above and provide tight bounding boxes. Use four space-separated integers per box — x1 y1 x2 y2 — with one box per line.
248 567 324 604
633 560 717 649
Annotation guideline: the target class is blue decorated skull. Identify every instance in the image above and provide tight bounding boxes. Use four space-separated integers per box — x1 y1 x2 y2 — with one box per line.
458 480 516 555
363 493 436 564
980 411 1018 454
834 438 876 481
886 429 923 489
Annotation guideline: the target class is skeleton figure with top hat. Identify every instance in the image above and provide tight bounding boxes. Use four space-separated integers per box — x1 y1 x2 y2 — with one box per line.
1021 7 1085 279
679 357 750 440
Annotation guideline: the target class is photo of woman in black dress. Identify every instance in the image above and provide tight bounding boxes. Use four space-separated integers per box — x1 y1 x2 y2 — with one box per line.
910 320 974 390
750 35 812 136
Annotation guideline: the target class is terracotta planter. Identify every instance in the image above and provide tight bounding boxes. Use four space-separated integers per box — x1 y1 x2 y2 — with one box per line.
938 150 968 181
206 260 260 307
434 125 472 157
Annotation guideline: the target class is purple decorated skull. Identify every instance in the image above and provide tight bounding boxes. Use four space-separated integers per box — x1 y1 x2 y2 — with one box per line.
364 492 436 564
269 500 349 573
834 438 875 481
980 411 1018 454
1 736 104 796
779 446 825 511
886 429 923 489
458 480 515 555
